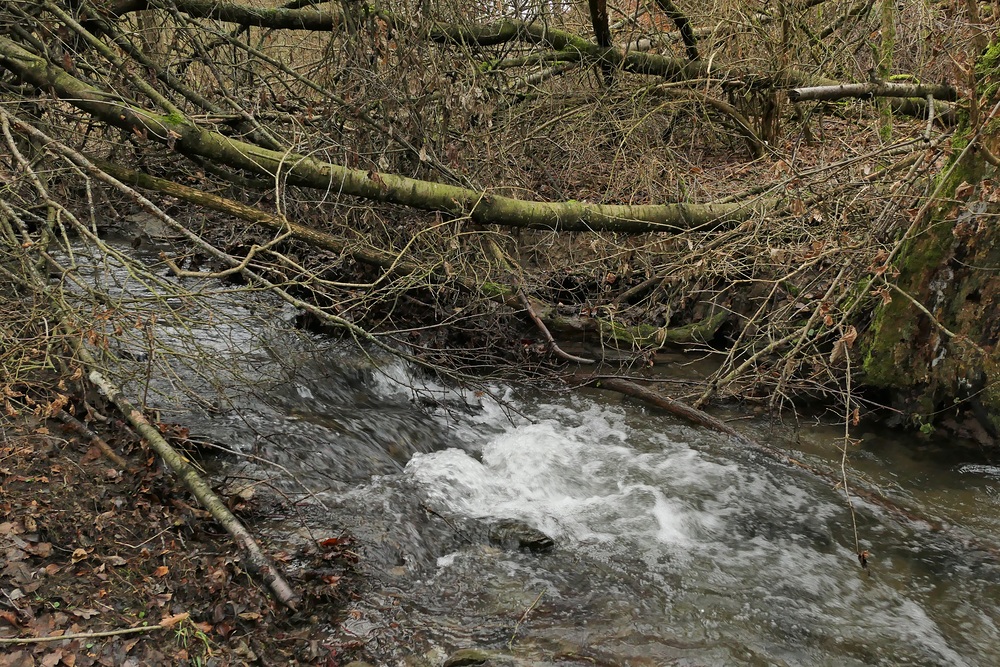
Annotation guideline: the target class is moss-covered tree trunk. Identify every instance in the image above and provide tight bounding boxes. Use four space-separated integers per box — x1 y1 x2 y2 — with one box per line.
863 36 1000 432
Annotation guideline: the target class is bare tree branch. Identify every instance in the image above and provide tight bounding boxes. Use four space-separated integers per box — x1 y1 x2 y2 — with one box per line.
788 81 957 102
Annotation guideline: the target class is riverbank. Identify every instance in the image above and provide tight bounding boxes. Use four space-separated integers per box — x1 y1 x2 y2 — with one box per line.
0 413 365 666
4 356 1000 665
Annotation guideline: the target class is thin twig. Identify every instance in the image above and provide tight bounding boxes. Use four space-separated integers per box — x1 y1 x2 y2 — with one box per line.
520 292 595 364
839 343 864 569
507 590 545 651
57 409 132 471
888 283 988 357
0 624 167 645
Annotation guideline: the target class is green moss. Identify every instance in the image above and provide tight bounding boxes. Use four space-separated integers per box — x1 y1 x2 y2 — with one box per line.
839 279 869 314
862 208 955 389
597 311 727 346
479 281 509 298
976 37 1000 98
862 32 1000 423
983 380 1000 432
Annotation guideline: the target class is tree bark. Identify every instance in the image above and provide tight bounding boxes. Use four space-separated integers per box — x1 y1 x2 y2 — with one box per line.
862 153 1000 432
539 304 728 347
112 0 341 30
587 0 615 83
788 81 957 102
863 42 1000 433
588 0 612 48
84 361 301 608
653 0 699 61
105 0 954 124
92 159 729 352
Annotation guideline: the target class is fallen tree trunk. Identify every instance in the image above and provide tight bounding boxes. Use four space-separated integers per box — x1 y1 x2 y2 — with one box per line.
784 69 956 124
539 303 728 347
66 346 300 608
788 81 957 103
0 235 301 608
93 159 725 350
577 375 747 440
105 1 955 124
653 0 700 61
0 36 767 234
10 112 730 402
112 0 704 77
111 0 341 31
0 106 298 607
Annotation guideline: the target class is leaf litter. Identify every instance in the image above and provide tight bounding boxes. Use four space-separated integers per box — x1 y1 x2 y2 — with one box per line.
0 417 365 666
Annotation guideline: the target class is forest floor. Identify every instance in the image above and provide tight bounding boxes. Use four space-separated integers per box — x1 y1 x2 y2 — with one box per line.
0 414 367 667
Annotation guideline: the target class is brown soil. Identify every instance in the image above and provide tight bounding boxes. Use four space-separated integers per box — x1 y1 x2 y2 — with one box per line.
0 415 365 666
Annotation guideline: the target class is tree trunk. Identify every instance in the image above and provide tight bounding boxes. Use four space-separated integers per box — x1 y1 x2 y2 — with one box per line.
862 38 1000 433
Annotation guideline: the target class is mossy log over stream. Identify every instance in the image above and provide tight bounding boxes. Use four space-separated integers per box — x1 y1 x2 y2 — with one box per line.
0 36 767 234
89 160 728 353
540 305 727 347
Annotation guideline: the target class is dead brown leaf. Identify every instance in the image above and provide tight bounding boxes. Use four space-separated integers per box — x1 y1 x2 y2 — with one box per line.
842 325 858 346
0 650 35 667
159 612 190 629
26 542 52 558
39 650 61 667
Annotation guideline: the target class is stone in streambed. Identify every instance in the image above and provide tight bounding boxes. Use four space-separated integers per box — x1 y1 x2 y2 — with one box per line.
487 519 554 553
443 648 507 666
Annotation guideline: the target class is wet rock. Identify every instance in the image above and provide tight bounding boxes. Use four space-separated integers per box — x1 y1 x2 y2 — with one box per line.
443 648 502 667
122 211 178 240
487 519 554 553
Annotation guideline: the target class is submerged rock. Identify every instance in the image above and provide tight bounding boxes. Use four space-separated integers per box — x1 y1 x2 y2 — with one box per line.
443 648 513 667
487 519 555 553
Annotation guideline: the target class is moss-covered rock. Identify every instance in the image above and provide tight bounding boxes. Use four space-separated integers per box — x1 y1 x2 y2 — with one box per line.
487 519 555 552
863 32 1000 433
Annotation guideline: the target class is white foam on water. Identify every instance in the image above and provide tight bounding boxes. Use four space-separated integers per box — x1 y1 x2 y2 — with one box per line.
436 552 458 568
403 392 983 664
406 400 741 551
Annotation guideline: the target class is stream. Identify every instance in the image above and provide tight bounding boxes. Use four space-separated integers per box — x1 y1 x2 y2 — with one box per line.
192 353 1000 667
83 241 1000 666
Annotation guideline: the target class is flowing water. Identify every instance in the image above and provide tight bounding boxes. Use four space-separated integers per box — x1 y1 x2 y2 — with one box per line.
78 242 1000 666
186 354 1000 667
